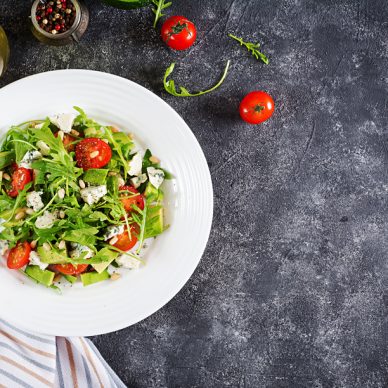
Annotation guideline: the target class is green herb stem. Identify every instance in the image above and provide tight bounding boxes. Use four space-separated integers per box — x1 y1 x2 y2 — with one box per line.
228 33 269 64
163 60 231 97
151 0 172 28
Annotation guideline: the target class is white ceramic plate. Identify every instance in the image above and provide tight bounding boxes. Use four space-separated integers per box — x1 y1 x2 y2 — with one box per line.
0 70 213 336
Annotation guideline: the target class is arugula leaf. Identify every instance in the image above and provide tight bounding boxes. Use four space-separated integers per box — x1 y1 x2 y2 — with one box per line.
62 228 98 249
151 0 172 28
228 33 269 64
163 61 231 97
0 151 14 169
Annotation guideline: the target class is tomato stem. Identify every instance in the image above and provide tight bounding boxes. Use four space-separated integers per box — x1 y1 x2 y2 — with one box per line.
254 104 265 113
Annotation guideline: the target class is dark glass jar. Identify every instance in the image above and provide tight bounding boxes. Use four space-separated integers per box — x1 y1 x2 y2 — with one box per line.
30 0 89 46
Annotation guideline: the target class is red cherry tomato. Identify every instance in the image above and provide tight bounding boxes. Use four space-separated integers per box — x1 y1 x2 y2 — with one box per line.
53 263 89 275
239 91 275 124
54 131 77 152
113 224 139 251
7 165 32 198
7 242 31 269
161 16 197 50
75 138 112 170
119 186 145 213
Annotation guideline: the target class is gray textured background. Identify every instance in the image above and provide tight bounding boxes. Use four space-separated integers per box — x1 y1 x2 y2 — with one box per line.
1 0 388 387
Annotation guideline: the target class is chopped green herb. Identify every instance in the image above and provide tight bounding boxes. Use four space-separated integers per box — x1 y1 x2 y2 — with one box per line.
163 61 231 97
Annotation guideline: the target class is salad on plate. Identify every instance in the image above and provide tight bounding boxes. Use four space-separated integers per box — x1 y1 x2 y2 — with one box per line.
0 107 169 290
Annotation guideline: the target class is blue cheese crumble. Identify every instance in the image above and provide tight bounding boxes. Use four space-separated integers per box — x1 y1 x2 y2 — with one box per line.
104 225 125 241
35 211 57 229
29 251 48 270
49 113 76 134
130 173 148 189
80 185 107 206
128 152 143 176
19 150 42 169
26 191 44 212
0 240 9 256
70 243 94 259
147 167 165 189
116 253 142 269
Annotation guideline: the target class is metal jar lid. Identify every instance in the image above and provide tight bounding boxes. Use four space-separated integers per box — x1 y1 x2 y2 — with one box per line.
30 0 89 46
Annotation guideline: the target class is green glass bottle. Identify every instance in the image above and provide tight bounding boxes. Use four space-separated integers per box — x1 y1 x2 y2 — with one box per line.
0 26 10 77
101 0 150 10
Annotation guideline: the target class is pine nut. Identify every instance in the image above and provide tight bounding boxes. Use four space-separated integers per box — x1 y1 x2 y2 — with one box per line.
59 210 66 219
79 179 86 189
25 208 35 215
90 151 99 158
111 273 121 281
43 242 51 251
149 155 160 164
57 130 64 140
110 126 119 133
15 211 25 220
102 139 109 144
3 173 10 181
70 129 80 137
109 236 118 245
58 240 66 250
58 188 65 199
30 240 37 249
108 172 117 176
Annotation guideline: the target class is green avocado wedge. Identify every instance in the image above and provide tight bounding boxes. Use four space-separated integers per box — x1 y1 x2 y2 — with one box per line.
101 0 151 10
25 266 55 287
81 270 110 286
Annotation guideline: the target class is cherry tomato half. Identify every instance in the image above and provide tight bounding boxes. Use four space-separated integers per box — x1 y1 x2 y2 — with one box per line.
7 165 32 198
239 91 275 124
119 186 145 213
75 138 112 170
113 224 139 251
54 131 77 152
161 15 197 51
7 242 31 269
53 263 89 275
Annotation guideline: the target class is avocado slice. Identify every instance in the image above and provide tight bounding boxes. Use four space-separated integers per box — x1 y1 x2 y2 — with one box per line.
144 182 164 203
145 207 164 238
37 246 69 264
64 275 77 284
81 270 110 286
25 265 55 287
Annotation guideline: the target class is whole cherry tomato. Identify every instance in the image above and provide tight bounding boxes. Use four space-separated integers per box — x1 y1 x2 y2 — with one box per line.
161 16 197 51
239 91 275 124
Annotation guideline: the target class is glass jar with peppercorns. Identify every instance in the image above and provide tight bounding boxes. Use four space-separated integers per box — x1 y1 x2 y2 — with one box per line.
30 0 89 46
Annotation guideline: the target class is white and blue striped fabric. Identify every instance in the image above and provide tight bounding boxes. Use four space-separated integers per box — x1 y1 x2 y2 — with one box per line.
0 319 126 388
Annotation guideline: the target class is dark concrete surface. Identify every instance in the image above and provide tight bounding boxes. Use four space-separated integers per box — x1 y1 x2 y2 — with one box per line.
1 0 388 386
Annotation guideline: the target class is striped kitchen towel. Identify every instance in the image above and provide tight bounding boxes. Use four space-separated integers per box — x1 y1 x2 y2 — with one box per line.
0 319 126 388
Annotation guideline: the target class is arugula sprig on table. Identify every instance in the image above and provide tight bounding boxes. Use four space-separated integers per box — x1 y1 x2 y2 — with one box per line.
151 0 172 28
163 60 231 97
228 33 269 64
